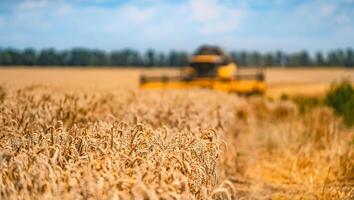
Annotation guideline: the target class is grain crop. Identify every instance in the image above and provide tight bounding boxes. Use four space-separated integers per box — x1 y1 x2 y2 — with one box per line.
0 69 353 199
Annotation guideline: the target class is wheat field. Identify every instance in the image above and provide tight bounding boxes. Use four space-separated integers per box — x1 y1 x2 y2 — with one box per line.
0 67 353 97
0 67 353 199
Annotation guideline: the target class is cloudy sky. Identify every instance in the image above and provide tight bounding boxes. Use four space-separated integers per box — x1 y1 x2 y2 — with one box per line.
0 0 353 53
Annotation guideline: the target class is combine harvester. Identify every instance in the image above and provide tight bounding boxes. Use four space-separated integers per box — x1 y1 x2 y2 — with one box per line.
140 45 266 95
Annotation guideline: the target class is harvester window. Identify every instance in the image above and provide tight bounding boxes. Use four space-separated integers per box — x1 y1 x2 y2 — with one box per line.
190 63 217 77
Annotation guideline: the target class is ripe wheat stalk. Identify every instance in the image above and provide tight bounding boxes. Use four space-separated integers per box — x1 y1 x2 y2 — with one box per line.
0 85 353 199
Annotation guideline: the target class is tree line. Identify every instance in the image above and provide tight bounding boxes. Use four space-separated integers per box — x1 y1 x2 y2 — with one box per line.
0 47 353 67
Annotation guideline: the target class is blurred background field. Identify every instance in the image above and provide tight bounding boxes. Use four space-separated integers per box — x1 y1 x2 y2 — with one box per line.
0 67 353 98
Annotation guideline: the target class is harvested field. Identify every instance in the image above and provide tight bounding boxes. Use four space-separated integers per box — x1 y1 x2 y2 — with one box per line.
0 67 353 199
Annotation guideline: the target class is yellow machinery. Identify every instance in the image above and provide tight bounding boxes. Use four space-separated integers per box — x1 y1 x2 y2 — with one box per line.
140 45 266 95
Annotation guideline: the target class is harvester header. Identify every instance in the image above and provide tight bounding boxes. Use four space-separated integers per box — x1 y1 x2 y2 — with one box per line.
140 45 266 95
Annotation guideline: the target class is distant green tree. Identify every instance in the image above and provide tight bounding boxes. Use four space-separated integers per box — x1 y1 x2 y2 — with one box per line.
275 51 286 66
68 48 91 66
230 52 239 65
288 53 301 66
176 51 188 67
299 51 311 66
337 49 345 66
38 48 60 66
240 51 247 66
22 48 37 65
168 51 178 66
157 52 166 66
250 52 262 66
10 49 24 65
123 49 136 66
1 51 13 65
345 48 354 67
315 51 325 66
327 50 343 66
145 49 156 67
0 47 353 68
90 50 108 66
263 53 274 67
110 51 121 66
58 51 70 66
131 51 143 66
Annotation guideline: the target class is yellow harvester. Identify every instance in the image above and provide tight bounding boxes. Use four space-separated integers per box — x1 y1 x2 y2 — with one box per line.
140 45 266 95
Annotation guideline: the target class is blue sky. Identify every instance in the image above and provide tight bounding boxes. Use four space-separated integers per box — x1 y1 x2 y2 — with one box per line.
0 0 353 53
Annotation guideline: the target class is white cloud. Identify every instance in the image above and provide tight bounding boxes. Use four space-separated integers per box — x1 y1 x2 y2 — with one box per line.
55 4 74 17
98 5 158 34
189 0 247 34
319 4 335 17
119 5 156 24
190 0 220 22
12 11 53 31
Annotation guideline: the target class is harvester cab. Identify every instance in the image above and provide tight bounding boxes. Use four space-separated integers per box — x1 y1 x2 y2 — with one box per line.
140 45 266 95
186 46 236 79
